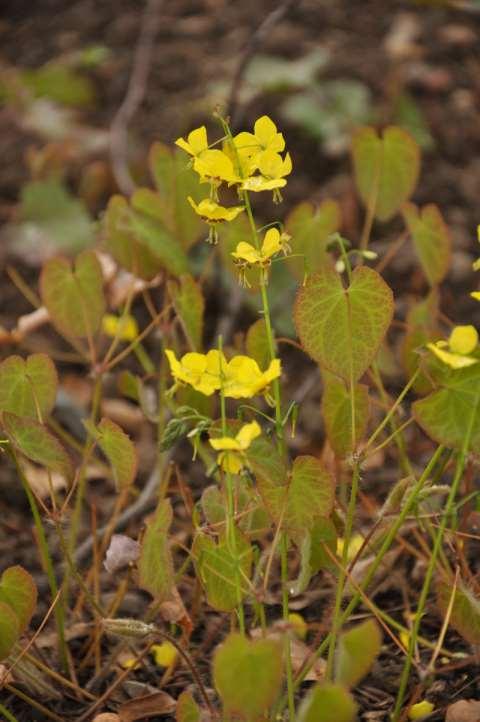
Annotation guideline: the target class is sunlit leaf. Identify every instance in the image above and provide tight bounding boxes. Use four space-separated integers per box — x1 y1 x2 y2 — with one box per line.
437 578 480 645
0 601 20 661
0 354 57 420
413 364 480 452
352 126 420 222
168 274 205 351
403 203 451 286
322 372 370 457
3 412 73 482
298 682 357 722
91 418 137 491
0 566 37 635
40 250 105 339
335 619 382 688
285 200 340 280
295 265 393 382
138 499 174 601
193 530 252 612
213 633 283 721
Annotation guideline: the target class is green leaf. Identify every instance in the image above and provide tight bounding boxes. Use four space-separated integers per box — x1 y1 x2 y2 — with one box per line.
352 126 420 222
335 619 382 688
168 275 204 351
128 209 189 278
246 319 271 370
40 250 105 339
437 579 480 645
138 499 174 601
149 143 203 250
93 418 137 491
104 195 164 280
295 266 393 383
0 354 57 420
298 682 357 722
16 180 95 253
401 290 440 395
254 453 335 542
413 364 480 452
322 373 370 457
245 49 329 91
3 412 73 482
213 633 283 721
176 691 200 722
294 517 338 593
285 200 340 280
23 63 95 107
0 566 37 635
193 530 252 612
201 484 270 540
0 601 20 661
403 203 451 286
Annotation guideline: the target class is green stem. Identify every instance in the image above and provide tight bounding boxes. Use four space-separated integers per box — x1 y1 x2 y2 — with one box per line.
9 449 68 671
392 445 469 720
0 703 20 722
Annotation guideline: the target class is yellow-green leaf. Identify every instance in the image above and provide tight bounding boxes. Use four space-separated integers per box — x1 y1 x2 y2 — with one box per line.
0 354 57 420
95 418 137 491
176 691 200 722
0 601 20 661
285 200 340 280
138 499 174 601
213 633 283 721
401 290 440 395
322 372 370 457
295 265 393 383
168 274 205 351
0 566 37 635
352 126 420 222
403 203 451 286
40 250 105 339
3 412 73 482
298 682 357 722
437 579 480 645
335 619 382 688
246 319 271 370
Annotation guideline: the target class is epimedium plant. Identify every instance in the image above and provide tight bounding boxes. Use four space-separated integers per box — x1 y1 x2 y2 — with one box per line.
0 112 479 722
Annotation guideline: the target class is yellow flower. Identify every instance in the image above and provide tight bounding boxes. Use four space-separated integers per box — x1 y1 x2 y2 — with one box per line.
408 700 434 720
102 314 139 342
288 612 308 640
187 197 244 224
165 349 225 396
150 641 177 668
427 325 479 369
175 126 208 157
240 150 292 199
193 149 237 185
209 420 261 473
231 228 291 285
337 533 364 561
223 356 282 400
471 292 480 301
233 116 285 159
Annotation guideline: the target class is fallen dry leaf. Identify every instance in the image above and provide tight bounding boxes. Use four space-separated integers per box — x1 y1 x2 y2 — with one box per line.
119 691 176 721
93 714 121 722
446 700 480 722
104 534 140 573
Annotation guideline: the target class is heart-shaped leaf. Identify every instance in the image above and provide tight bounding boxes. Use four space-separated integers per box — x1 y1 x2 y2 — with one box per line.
437 578 480 645
322 372 370 457
0 354 57 420
413 364 480 452
213 633 283 721
0 601 20 660
403 203 451 286
138 499 174 602
193 530 252 612
294 265 393 383
298 682 357 722
285 200 340 280
40 250 105 339
89 418 137 491
335 619 382 688
352 126 420 222
253 454 335 542
0 565 37 634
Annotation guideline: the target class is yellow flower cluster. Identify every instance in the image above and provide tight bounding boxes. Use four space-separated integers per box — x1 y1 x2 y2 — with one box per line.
427 324 479 369
231 227 291 287
165 349 281 401
209 421 261 473
175 116 292 242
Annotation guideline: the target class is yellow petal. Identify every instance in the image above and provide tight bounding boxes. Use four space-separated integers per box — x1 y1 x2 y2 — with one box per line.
240 176 287 192
288 612 308 640
408 700 434 720
427 342 478 369
102 314 138 342
193 149 236 183
254 116 285 153
151 641 177 668
235 421 261 450
218 450 243 474
188 197 244 223
232 242 261 264
209 435 242 451
471 292 480 301
175 126 208 156
449 325 478 354
261 228 282 259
